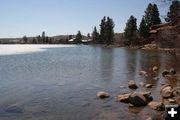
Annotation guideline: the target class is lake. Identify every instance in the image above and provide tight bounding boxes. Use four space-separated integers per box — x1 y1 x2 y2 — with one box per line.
0 45 179 120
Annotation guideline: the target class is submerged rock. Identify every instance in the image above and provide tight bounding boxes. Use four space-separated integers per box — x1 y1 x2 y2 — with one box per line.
5 104 23 113
153 66 158 72
154 77 160 80
145 84 153 88
97 91 110 99
169 68 176 75
139 71 148 77
162 70 170 77
160 84 174 98
128 80 138 89
139 82 145 87
148 101 165 111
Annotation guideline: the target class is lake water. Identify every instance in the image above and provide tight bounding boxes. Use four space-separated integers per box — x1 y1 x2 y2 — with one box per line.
0 45 179 120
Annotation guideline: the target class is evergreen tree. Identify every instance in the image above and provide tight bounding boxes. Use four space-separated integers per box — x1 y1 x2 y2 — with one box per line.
105 17 115 45
139 17 149 38
69 35 72 40
99 16 115 45
32 38 37 44
37 35 41 44
166 0 180 23
42 31 46 43
76 31 82 44
152 4 161 25
145 3 153 28
92 26 99 44
124 16 138 45
99 16 106 44
87 33 90 38
145 3 161 28
45 36 49 44
22 36 28 44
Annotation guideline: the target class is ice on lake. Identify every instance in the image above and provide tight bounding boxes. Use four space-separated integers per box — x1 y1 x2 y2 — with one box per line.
0 44 76 56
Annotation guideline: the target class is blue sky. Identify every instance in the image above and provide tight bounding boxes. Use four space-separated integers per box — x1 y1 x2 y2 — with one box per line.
0 0 168 38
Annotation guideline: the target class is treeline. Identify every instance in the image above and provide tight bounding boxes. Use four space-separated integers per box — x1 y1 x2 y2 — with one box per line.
91 0 179 46
22 32 54 44
3 1 179 45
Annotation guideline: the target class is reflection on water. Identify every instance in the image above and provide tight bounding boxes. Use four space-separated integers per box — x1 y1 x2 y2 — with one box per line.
0 45 179 120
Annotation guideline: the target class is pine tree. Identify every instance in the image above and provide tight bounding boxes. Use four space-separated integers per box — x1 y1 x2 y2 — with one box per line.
99 16 115 45
139 17 149 38
87 33 90 38
32 38 37 44
92 26 99 44
144 3 161 28
37 35 41 44
152 4 161 25
99 16 106 44
69 35 72 40
145 3 153 28
22 36 28 44
76 31 82 44
105 17 115 45
166 0 180 23
124 16 138 46
42 31 46 43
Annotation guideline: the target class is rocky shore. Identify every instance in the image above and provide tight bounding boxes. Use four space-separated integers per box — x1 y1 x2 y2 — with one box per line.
96 66 180 120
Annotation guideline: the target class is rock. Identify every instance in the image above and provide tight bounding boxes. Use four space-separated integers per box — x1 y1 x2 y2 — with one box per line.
168 98 176 103
5 104 23 113
139 82 145 87
97 91 110 99
145 116 153 120
153 66 158 72
139 71 148 77
154 77 160 80
128 80 138 89
169 68 176 75
162 70 170 77
160 84 174 98
117 93 130 103
173 90 179 96
148 101 165 111
139 91 153 102
145 84 153 88
129 92 152 106
142 43 158 50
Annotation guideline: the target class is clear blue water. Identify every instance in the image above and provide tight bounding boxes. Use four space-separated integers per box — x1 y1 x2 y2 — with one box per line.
0 45 179 120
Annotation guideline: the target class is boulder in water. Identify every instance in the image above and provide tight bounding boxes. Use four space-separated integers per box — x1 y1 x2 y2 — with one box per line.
97 91 110 99
169 68 176 75
129 92 152 106
145 84 153 88
153 66 158 72
117 93 131 103
160 84 174 98
128 80 138 89
162 70 170 77
148 101 165 111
